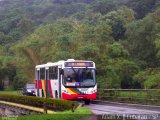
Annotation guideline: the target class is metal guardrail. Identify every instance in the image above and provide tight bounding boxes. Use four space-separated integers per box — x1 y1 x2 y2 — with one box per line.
97 89 160 106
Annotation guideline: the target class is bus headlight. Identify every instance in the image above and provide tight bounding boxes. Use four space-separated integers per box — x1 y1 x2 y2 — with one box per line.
91 89 96 93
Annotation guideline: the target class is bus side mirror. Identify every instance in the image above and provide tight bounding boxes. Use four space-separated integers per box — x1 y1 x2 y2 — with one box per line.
60 69 64 75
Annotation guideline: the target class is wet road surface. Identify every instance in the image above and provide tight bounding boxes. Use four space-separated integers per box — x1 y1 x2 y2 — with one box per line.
86 103 160 120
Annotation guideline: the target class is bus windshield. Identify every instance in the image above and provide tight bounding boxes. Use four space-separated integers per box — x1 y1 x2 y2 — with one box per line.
63 68 96 87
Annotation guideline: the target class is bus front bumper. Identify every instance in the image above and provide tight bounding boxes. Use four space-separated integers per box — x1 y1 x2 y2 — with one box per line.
62 92 97 100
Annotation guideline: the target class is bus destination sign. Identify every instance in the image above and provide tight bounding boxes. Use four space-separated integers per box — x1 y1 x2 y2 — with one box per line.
65 62 93 67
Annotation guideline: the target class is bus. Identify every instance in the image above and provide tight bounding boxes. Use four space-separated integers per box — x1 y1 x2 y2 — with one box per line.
35 59 97 104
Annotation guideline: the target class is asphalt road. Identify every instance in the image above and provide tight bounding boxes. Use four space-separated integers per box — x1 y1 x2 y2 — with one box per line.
86 103 160 120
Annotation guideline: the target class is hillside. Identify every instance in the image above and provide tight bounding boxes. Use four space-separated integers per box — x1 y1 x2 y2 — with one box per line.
0 0 160 90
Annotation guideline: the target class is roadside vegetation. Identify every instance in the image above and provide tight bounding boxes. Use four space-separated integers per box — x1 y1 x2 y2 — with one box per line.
1 107 92 120
0 94 78 111
98 89 160 105
17 107 92 120
0 90 20 95
0 92 91 120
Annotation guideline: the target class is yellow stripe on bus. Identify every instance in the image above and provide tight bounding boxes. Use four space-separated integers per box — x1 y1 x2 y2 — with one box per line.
66 88 77 94
41 80 46 98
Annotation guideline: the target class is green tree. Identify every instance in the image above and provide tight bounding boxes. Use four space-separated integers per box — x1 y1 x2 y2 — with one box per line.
0 32 6 44
90 0 116 14
104 6 135 40
133 68 160 89
126 8 160 67
17 17 35 35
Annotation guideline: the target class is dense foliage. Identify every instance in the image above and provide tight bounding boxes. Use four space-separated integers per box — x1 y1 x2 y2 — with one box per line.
0 94 77 111
0 0 160 90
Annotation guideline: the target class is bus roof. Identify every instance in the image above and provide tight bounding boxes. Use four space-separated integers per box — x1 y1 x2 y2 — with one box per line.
35 59 95 69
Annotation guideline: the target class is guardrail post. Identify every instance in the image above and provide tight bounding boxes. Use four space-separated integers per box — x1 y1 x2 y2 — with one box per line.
43 101 47 114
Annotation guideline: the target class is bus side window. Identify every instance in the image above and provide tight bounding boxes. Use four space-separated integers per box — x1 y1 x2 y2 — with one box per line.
35 69 40 80
37 70 40 80
49 67 58 80
40 68 45 80
54 67 58 79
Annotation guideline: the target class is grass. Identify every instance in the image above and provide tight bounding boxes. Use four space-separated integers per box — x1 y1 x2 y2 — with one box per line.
119 91 147 98
0 90 21 95
0 88 23 95
16 107 92 120
101 90 160 99
0 90 92 120
100 90 160 105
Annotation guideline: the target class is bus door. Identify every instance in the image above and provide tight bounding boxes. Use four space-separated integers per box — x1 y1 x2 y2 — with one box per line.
48 66 59 98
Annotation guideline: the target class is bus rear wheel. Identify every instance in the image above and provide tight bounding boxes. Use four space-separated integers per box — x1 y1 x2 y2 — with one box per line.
84 100 90 105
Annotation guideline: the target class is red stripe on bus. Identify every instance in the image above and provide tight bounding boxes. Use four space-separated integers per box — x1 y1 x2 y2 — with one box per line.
38 80 42 89
48 80 53 98
34 80 37 88
35 80 42 89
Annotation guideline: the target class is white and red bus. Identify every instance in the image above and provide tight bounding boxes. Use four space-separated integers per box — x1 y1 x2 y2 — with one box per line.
35 59 97 104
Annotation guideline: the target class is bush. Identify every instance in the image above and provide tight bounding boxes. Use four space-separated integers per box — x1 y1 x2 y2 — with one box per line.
0 94 78 111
